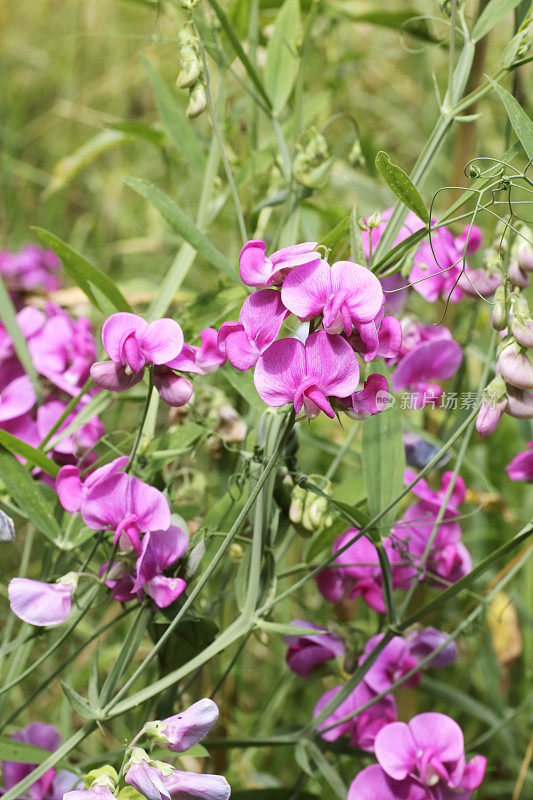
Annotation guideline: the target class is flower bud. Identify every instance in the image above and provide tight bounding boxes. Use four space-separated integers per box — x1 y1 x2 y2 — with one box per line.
491 286 508 331
508 258 529 289
187 83 207 119
144 699 219 753
511 312 533 348
517 236 533 273
476 374 507 437
125 749 171 800
289 481 332 535
177 30 201 89
498 342 533 390
506 387 533 419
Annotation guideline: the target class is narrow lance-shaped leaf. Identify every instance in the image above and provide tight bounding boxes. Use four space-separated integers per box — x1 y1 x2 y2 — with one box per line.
44 130 129 198
264 0 302 114
350 203 365 265
0 431 59 478
487 77 533 162
32 228 132 316
375 151 428 223
472 0 526 42
0 738 52 765
123 177 236 282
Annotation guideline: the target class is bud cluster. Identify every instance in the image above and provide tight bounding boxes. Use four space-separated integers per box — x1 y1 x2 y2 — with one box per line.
177 26 206 119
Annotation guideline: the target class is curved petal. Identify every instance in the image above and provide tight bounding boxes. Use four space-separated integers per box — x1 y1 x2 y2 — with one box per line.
348 765 426 800
408 712 464 763
82 472 131 530
145 576 187 608
217 321 243 355
162 699 220 753
136 526 189 585
56 466 84 513
225 331 261 371
153 368 193 407
254 337 306 408
304 331 360 398
375 721 417 780
239 240 270 287
90 361 144 392
0 375 37 421
102 313 147 362
9 578 73 627
239 288 288 348
281 260 331 320
138 319 184 365
163 771 231 800
330 261 384 323
130 476 171 533
392 339 463 391
377 316 403 359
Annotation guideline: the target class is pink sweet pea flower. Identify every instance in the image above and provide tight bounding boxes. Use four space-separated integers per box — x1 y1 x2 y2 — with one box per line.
132 527 189 607
0 306 46 362
374 712 486 796
283 620 345 677
359 634 420 694
217 289 289 371
281 260 383 336
167 329 226 376
348 311 403 363
339 374 390 420
37 399 104 464
56 456 129 513
391 336 463 408
239 240 319 287
125 752 170 800
348 765 427 800
0 375 37 422
0 723 79 800
314 681 397 752
404 469 466 517
163 770 231 800
8 575 77 627
0 245 61 293
254 331 359 418
82 473 170 553
406 627 457 670
151 698 219 752
506 441 533 481
408 224 481 303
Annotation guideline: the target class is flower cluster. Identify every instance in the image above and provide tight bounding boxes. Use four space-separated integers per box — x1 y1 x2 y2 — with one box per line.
0 245 61 294
67 699 230 800
90 312 225 408
217 239 402 418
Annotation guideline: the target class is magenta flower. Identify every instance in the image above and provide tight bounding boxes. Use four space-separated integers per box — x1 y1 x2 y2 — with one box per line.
254 331 359 418
506 441 533 481
167 328 226 376
125 752 170 800
391 336 463 408
163 770 231 800
283 620 345 677
348 765 427 800
239 239 319 287
339 374 390 420
404 469 466 517
0 375 36 422
151 698 219 752
0 306 46 362
457 267 501 298
82 473 171 553
348 312 403 363
281 260 383 336
218 289 289 371
359 634 420 694
374 712 486 797
314 681 397 752
37 399 104 464
406 627 457 670
56 456 128 513
361 209 426 264
1 723 78 800
0 245 61 292
8 575 77 627
408 225 481 303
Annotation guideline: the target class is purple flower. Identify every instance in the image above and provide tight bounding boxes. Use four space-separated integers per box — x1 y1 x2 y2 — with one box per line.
254 331 359 418
132 527 189 607
283 620 345 677
0 375 36 422
348 312 403 363
217 289 289 371
81 473 171 553
166 329 226 376
391 337 463 408
65 788 115 800
506 387 533 419
314 681 397 752
339 374 390 420
281 260 383 336
404 469 466 517
1 722 78 800
37 399 104 464
125 751 170 800
239 239 319 287
406 627 457 669
163 771 230 800
56 456 128 513
359 634 420 694
506 441 533 482
150 698 219 752
8 575 77 627
497 342 533 391
0 246 61 292
408 225 481 303
348 765 427 800
457 267 501 298
374 712 486 796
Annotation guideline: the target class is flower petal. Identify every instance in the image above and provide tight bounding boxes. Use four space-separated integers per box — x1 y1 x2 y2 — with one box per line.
138 319 184 365
102 313 147 362
254 337 306 408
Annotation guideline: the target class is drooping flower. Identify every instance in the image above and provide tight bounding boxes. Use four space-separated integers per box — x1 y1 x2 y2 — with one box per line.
125 750 170 800
497 342 533 391
358 634 420 694
314 681 397 752
254 331 359 418
239 240 319 287
8 575 77 627
338 374 390 420
217 290 289 371
406 626 457 669
56 456 129 513
145 699 219 753
374 712 486 797
391 335 463 408
1 722 79 800
37 399 104 466
81 473 171 553
283 620 345 677
281 260 383 336
162 770 231 800
166 329 226 376
506 441 533 482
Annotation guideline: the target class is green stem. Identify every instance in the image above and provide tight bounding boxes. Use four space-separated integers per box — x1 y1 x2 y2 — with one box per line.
126 372 154 473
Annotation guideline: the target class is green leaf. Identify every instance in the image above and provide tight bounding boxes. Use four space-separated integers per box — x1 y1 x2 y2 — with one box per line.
487 77 533 162
331 5 442 43
141 55 205 174
100 607 151 705
44 130 130 198
0 275 41 401
123 178 236 282
255 619 329 637
61 682 96 720
472 0 525 42
375 151 428 223
0 447 62 545
0 431 59 477
32 228 132 315
0 738 52 764
108 120 166 148
264 0 301 114
362 405 406 535
222 365 264 410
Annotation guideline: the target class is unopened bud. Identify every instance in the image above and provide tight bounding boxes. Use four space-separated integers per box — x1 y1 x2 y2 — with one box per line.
476 374 507 437
497 342 533 390
492 286 508 331
84 767 118 791
467 163 481 179
348 138 366 168
516 228 533 273
187 83 207 119
508 258 529 289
